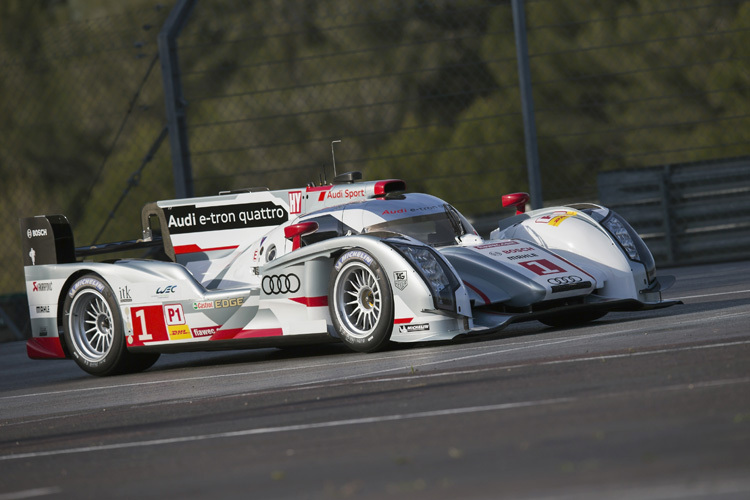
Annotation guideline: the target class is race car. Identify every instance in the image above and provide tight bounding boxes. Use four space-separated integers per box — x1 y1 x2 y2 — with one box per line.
20 171 679 376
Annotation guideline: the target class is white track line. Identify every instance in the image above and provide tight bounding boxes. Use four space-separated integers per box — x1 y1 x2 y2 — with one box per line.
3 372 749 463
673 288 750 300
0 397 573 461
0 488 61 500
3 309 748 404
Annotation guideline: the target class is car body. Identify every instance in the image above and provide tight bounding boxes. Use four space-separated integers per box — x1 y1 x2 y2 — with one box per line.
20 172 679 376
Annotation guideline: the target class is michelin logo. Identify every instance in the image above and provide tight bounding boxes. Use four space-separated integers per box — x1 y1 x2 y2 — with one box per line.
335 250 374 271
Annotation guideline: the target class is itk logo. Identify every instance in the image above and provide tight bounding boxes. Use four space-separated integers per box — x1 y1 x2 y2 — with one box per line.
289 191 303 214
119 286 132 303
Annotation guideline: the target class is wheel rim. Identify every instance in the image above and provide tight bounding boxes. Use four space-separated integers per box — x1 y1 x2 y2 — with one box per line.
335 263 382 338
69 289 115 363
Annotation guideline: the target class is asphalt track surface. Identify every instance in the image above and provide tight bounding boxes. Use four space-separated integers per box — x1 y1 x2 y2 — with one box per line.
0 260 748 500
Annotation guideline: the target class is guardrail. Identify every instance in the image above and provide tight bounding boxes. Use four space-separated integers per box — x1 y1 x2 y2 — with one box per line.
597 156 750 266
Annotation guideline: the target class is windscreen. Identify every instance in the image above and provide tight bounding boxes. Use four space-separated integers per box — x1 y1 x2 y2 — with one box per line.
364 205 473 247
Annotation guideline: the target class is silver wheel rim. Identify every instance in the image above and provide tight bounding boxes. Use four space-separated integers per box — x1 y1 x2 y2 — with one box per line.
335 262 382 338
69 289 114 363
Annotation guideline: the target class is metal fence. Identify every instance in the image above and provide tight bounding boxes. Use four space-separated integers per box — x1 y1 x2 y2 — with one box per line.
1 0 748 340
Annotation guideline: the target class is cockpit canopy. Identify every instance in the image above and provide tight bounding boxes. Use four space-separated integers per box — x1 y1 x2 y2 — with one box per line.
301 193 477 247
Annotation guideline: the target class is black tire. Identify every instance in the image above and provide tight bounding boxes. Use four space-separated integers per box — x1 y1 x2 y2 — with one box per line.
539 310 607 328
62 274 159 376
329 249 394 352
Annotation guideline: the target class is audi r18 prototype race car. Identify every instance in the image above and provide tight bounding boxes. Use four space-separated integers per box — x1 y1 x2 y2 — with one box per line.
20 171 679 376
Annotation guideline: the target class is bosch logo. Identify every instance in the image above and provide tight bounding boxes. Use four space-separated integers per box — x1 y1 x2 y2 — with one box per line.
27 228 47 238
262 274 301 295
547 275 583 286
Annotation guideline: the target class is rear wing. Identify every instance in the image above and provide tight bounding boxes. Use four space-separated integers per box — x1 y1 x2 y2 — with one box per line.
20 214 162 267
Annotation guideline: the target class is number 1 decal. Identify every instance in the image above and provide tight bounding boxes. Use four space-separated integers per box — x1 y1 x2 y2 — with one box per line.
135 309 153 341
130 305 168 344
517 259 566 276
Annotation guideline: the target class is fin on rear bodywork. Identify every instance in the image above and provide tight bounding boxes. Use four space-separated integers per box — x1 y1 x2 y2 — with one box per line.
19 215 76 266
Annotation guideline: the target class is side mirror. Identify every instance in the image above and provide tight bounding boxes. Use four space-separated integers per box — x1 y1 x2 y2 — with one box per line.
284 221 319 251
502 193 530 215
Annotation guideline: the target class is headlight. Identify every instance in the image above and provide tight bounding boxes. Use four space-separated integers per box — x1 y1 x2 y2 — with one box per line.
388 242 460 312
603 216 639 261
602 211 657 283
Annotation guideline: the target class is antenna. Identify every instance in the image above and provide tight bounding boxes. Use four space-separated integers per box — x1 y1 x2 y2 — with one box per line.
331 139 341 178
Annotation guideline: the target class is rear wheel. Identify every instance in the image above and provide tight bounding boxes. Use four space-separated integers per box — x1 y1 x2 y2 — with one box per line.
63 274 159 376
329 249 394 352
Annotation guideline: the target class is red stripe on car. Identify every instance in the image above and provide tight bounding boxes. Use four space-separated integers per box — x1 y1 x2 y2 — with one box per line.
210 328 284 340
289 296 328 307
174 244 239 255
463 280 491 305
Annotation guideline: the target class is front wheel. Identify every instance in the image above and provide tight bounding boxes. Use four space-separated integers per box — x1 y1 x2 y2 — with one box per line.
62 274 159 376
329 249 394 352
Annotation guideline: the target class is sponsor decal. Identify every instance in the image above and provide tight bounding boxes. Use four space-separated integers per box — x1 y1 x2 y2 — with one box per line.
506 253 538 261
383 209 407 216
517 259 567 276
27 228 48 238
118 286 132 303
399 323 430 333
156 285 177 295
262 274 301 295
36 305 50 314
164 304 186 326
503 247 535 254
33 281 53 292
165 201 288 234
394 271 408 291
335 250 373 271
288 191 303 214
167 324 192 341
324 188 366 201
215 297 245 308
193 301 214 310
192 326 218 337
28 247 36 266
68 277 104 297
474 241 519 250
535 211 577 226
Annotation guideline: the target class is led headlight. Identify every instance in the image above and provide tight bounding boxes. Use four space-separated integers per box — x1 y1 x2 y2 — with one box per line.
604 215 639 261
602 211 657 283
389 242 460 312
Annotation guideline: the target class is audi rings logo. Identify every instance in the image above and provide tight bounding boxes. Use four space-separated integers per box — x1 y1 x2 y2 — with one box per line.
262 274 301 295
547 275 583 285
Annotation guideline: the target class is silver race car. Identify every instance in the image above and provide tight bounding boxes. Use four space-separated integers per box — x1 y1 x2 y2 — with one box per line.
20 172 678 376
